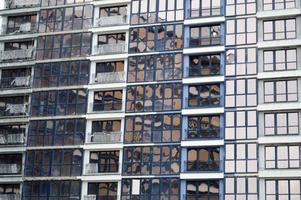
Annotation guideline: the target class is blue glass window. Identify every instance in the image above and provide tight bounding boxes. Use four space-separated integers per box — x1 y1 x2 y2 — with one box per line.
188 84 221 108
187 147 220 172
89 151 119 173
189 54 221 77
93 90 123 112
186 180 220 199
88 182 118 200
187 115 220 139
0 96 29 117
41 0 92 7
189 25 222 47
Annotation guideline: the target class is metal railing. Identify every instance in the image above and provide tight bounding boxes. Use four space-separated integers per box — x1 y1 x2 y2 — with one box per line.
88 132 122 143
0 164 20 174
93 43 126 55
188 36 222 48
1 23 37 35
0 48 35 61
0 76 31 89
0 194 21 200
84 195 118 200
0 133 24 145
184 160 222 172
95 15 127 27
92 72 125 84
185 129 221 140
185 97 221 109
5 0 40 9
85 163 119 174
0 103 28 116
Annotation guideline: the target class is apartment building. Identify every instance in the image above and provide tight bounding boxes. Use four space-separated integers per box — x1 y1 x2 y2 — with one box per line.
0 0 300 199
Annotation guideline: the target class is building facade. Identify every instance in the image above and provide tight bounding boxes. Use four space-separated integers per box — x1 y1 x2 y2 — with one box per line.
0 0 300 199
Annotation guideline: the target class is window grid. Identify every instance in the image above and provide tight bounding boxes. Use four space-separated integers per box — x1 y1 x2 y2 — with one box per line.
189 54 221 77
186 180 220 199
187 115 221 139
225 177 258 199
7 15 37 34
189 0 222 18
264 112 299 136
100 6 127 17
187 147 220 172
98 33 125 45
89 151 119 173
263 49 297 72
263 19 296 41
264 80 298 103
265 179 301 200
188 84 221 108
226 0 256 16
189 25 222 47
265 145 300 169
88 182 118 199
93 90 123 112
41 0 92 7
263 0 296 10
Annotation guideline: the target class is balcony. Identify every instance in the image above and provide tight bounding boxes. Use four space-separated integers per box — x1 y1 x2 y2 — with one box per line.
185 128 220 140
0 164 21 174
85 163 119 174
0 194 21 200
0 133 24 145
88 132 121 143
4 0 40 9
93 43 126 55
84 195 118 200
0 48 35 61
185 160 222 172
95 15 127 27
188 36 222 48
0 76 31 89
1 23 37 35
0 103 28 117
92 72 125 84
188 7 222 18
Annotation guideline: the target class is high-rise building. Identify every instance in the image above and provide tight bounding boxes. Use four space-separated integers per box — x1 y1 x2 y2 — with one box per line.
0 0 300 199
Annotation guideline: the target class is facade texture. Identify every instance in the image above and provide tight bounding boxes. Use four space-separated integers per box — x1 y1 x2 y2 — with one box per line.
0 0 300 199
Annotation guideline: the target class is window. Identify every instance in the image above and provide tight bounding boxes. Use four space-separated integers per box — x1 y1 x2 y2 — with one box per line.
0 154 22 175
28 119 85 147
96 61 124 73
98 33 126 45
225 177 258 200
264 80 298 103
187 147 220 171
188 84 221 108
190 0 221 18
93 90 123 112
131 0 184 25
100 6 127 17
23 180 81 199
36 32 92 60
93 120 121 133
266 179 301 199
226 0 256 16
4 41 34 51
31 89 87 116
0 184 20 195
129 24 183 53
125 114 181 143
25 149 83 176
186 180 219 199
225 110 257 140
265 145 300 169
263 49 297 71
225 143 257 173
226 18 257 46
263 0 296 10
264 112 299 135
7 15 36 34
0 96 28 117
1 68 31 89
189 54 220 77
0 124 26 144
263 19 296 41
190 25 221 47
225 79 257 107
225 47 257 76
88 182 118 199
126 83 182 112
34 61 89 88
41 0 92 6
89 151 119 173
123 145 180 175
128 53 182 83
187 115 220 139
39 5 93 32
122 178 180 199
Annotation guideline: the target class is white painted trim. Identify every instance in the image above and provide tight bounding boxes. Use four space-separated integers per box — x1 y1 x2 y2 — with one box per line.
86 112 125 120
83 143 123 150
183 46 225 54
257 103 301 111
93 0 131 6
258 135 301 144
183 76 224 84
88 82 126 90
88 54 128 61
182 107 224 115
257 39 301 49
258 169 301 178
258 71 301 80
0 147 25 153
180 172 224 179
257 9 301 19
181 140 224 147
184 16 225 25
82 175 122 181
91 25 130 34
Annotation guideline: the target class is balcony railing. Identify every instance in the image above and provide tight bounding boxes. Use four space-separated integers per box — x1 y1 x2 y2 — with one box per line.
0 133 24 145
84 195 118 200
185 128 221 140
0 103 28 117
92 72 125 84
88 132 122 143
91 101 123 113
188 36 222 48
95 15 127 27
0 76 31 89
0 194 21 200
188 7 222 18
184 194 220 200
0 164 20 174
185 160 222 172
5 0 40 9
85 163 119 174
0 48 35 61
93 43 126 55
1 23 37 35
